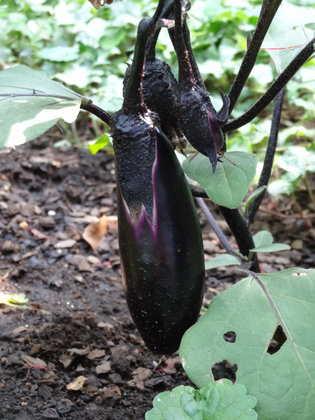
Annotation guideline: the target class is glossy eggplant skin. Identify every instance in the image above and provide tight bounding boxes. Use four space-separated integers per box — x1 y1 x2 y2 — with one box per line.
112 112 205 354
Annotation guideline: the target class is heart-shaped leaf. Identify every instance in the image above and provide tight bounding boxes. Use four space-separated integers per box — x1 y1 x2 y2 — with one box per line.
182 152 257 209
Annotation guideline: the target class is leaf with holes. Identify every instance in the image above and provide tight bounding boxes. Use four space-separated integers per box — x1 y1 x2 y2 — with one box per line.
0 65 82 147
182 152 257 209
145 379 257 420
180 268 315 420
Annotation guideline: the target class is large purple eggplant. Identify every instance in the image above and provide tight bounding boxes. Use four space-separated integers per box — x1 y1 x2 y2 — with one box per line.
111 16 205 354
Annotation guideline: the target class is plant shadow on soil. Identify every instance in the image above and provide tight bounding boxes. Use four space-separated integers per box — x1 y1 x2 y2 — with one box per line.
0 136 314 419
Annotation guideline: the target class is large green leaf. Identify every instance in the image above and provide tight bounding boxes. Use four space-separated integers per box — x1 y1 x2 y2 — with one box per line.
145 380 257 420
182 152 257 209
262 1 315 73
0 65 82 147
180 268 315 420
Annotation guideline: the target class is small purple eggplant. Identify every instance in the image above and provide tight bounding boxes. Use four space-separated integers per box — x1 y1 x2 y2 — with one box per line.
111 16 204 354
172 0 230 172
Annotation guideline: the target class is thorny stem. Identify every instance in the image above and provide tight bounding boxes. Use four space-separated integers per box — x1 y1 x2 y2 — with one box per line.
219 207 260 272
247 88 285 224
196 197 237 256
182 22 207 91
228 0 282 114
80 99 112 126
223 37 315 132
123 18 155 111
174 0 195 87
123 0 175 111
146 0 174 61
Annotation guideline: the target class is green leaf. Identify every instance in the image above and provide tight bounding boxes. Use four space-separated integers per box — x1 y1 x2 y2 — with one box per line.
262 2 315 73
243 185 266 210
205 254 241 270
277 147 315 179
250 243 291 253
0 65 82 147
0 292 28 306
182 152 257 209
253 231 273 248
180 268 315 420
37 45 79 62
145 380 257 420
267 178 296 196
88 133 111 155
251 231 290 253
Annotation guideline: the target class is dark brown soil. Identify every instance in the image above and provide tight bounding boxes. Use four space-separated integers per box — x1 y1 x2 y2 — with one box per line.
0 136 314 419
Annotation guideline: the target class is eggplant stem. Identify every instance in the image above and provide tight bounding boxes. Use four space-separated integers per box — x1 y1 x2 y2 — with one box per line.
228 0 282 114
247 88 285 224
196 197 238 257
80 99 112 126
219 206 260 272
174 0 196 87
223 37 315 132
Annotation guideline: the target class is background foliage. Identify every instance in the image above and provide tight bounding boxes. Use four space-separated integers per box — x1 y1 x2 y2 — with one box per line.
1 0 314 197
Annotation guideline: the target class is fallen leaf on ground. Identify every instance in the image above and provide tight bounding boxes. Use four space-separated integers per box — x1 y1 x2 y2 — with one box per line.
131 367 152 390
82 215 109 251
66 375 88 391
0 293 28 306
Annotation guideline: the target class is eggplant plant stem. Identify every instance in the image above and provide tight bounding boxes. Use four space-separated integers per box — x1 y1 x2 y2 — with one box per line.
196 197 236 255
219 206 260 272
80 100 111 126
223 37 315 132
228 0 282 114
248 88 285 224
190 184 208 198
